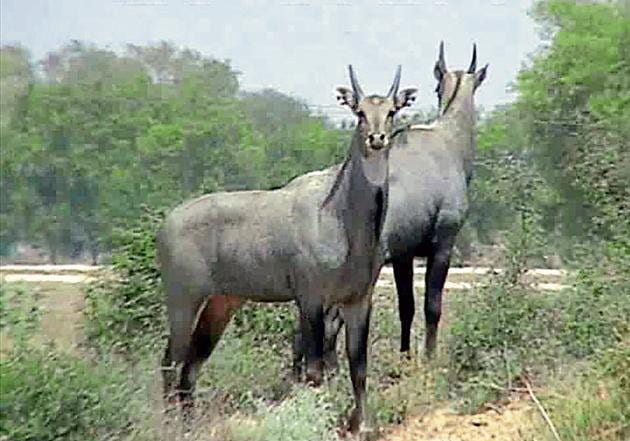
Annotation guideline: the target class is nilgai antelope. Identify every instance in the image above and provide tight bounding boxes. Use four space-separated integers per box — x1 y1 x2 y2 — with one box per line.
157 65 417 433
293 42 488 372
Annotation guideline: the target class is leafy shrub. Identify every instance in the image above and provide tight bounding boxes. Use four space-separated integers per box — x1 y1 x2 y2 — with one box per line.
0 346 145 441
559 265 630 358
227 387 339 441
446 277 560 409
84 206 166 356
197 327 293 411
446 247 628 412
231 302 295 345
597 338 630 400
529 339 630 441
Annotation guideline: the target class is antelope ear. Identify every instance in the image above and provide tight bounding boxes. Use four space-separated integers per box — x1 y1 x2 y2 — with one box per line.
335 86 358 110
475 64 488 89
395 88 418 109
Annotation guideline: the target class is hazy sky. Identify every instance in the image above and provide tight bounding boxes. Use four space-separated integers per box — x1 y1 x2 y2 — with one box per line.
1 0 542 121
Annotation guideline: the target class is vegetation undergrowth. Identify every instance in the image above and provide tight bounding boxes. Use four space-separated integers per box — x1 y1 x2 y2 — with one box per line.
524 338 630 441
84 206 167 357
0 284 156 441
0 347 151 441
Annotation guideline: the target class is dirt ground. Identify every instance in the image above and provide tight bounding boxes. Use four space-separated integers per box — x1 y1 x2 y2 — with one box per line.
37 282 85 349
1 282 84 354
378 400 537 441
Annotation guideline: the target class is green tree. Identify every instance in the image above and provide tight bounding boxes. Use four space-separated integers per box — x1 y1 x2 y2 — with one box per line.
1 41 351 261
516 0 630 244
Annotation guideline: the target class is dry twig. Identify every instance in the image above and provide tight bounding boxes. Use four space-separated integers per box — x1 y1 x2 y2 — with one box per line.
524 378 561 441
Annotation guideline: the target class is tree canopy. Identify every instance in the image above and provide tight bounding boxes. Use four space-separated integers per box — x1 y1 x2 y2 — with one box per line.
1 0 627 265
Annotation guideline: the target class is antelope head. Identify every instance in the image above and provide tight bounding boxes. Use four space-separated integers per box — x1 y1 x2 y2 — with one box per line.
433 41 488 114
336 65 418 154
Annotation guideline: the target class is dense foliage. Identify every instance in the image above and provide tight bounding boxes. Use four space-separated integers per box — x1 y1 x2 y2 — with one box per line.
0 42 348 262
474 0 629 262
446 3 630 439
84 207 167 355
0 284 149 441
0 348 144 441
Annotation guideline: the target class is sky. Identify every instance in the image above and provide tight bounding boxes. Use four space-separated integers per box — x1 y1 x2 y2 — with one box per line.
1 0 542 122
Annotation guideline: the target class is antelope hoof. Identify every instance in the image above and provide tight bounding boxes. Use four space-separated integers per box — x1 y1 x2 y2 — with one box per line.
292 366 302 383
347 407 374 438
425 332 437 358
305 360 324 386
324 353 340 374
400 349 413 362
165 393 180 406
305 370 323 387
348 407 360 433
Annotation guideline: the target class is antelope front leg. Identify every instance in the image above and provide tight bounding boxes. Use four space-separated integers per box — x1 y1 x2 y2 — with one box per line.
323 305 343 374
291 305 342 381
343 295 372 436
298 298 325 386
291 318 305 381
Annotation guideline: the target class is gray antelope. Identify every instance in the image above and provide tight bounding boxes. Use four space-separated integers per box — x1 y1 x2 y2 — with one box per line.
157 65 418 433
293 42 488 374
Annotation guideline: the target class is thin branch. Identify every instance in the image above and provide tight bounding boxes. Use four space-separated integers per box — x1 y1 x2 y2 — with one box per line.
524 378 561 441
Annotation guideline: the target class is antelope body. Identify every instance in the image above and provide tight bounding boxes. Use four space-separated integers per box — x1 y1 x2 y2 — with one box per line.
158 65 417 434
292 43 488 373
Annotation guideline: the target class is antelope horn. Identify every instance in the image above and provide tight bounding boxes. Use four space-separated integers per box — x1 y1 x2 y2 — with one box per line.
437 41 446 72
348 65 364 100
387 65 402 98
468 43 477 73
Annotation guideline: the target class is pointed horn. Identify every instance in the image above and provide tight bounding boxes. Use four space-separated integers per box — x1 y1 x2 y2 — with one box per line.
468 43 477 73
348 65 364 99
438 41 446 72
387 65 402 98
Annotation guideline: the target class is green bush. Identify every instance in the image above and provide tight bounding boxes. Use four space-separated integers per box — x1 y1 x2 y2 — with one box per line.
446 278 558 409
227 387 339 441
84 207 166 356
0 346 145 441
1 282 157 441
446 251 628 409
528 340 630 441
559 265 629 358
0 284 42 343
231 302 295 345
197 327 293 411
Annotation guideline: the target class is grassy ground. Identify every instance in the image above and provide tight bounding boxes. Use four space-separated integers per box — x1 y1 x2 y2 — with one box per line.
1 272 627 441
0 279 526 440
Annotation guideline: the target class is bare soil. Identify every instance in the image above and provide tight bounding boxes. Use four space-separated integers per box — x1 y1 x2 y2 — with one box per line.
1 282 84 354
379 400 537 441
37 282 85 349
